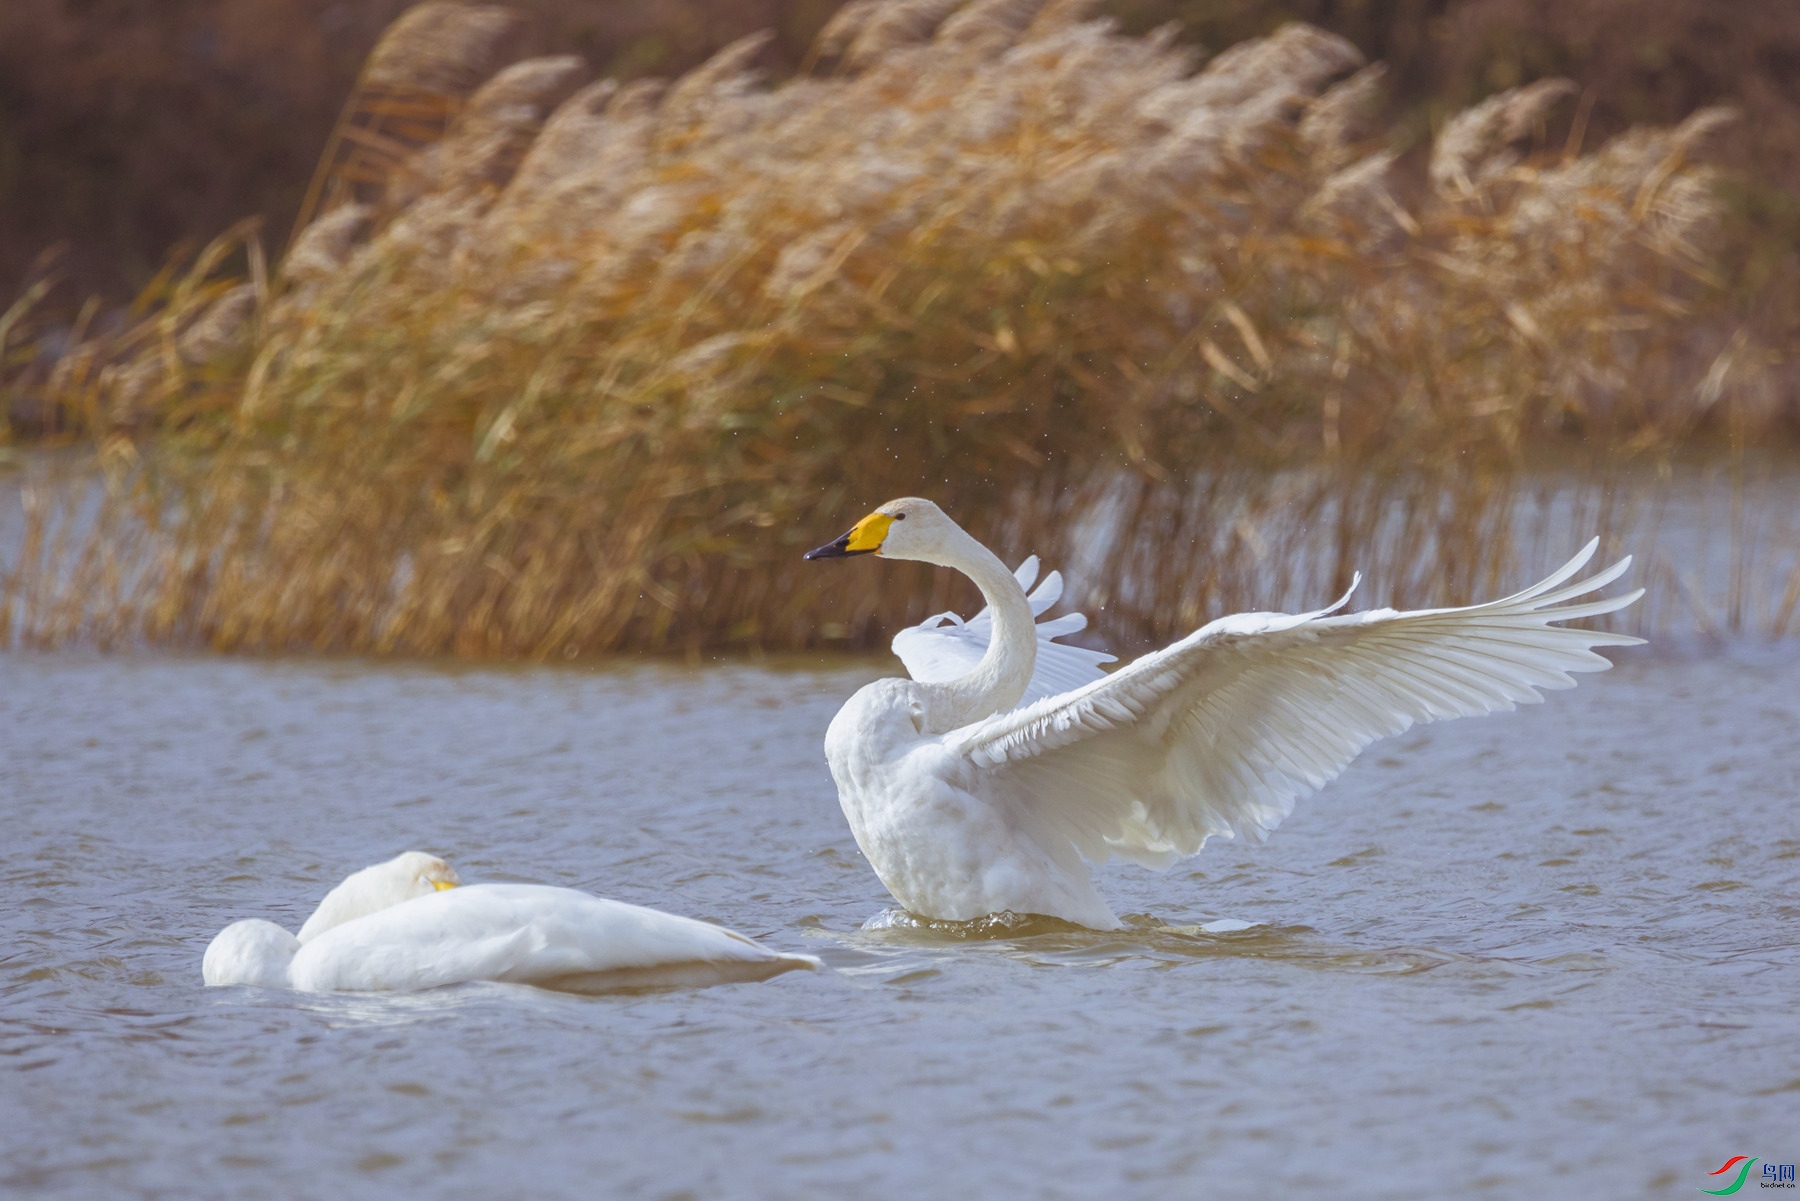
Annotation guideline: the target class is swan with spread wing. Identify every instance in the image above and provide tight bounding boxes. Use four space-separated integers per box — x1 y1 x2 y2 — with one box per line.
805 498 1643 930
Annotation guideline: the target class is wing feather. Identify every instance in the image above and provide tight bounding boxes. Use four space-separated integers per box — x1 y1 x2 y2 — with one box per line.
891 554 1117 708
945 543 1643 868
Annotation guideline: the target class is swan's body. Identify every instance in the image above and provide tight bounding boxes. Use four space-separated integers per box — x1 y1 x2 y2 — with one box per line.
807 499 1644 930
204 852 818 991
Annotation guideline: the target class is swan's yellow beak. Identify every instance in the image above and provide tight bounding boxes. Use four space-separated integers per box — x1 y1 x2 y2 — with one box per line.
805 511 892 560
432 879 458 891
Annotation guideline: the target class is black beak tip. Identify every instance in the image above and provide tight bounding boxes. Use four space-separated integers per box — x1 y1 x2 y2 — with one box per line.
805 532 868 561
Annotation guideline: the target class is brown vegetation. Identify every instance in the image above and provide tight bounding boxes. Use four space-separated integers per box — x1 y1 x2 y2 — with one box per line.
7 0 1798 306
0 0 836 305
5 1 1794 659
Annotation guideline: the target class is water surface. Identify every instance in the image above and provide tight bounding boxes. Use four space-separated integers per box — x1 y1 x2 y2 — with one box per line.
2 647 1797 1198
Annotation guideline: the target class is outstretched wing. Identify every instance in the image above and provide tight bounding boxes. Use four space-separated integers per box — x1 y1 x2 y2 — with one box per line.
892 555 1117 708
943 540 1643 869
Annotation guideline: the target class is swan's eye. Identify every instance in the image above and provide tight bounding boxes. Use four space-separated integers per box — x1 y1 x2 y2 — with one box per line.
894 513 905 520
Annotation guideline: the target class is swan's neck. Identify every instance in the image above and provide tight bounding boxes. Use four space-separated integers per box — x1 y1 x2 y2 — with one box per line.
297 866 413 943
919 527 1037 733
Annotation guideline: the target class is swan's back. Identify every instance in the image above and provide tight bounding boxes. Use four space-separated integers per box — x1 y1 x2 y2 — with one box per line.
288 884 816 992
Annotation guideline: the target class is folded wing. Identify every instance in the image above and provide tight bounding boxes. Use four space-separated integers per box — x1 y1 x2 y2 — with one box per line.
943 540 1643 869
289 884 818 991
891 554 1117 707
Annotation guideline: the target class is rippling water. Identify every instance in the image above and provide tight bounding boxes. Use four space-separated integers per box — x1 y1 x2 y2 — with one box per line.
2 647 1797 1198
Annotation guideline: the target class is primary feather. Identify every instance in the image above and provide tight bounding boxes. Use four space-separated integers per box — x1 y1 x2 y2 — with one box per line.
947 539 1642 871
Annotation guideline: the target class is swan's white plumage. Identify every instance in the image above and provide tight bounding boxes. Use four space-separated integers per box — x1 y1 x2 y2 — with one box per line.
202 919 298 989
947 539 1643 872
288 884 813 991
295 850 458 943
204 852 818 992
811 499 1644 930
891 555 1117 706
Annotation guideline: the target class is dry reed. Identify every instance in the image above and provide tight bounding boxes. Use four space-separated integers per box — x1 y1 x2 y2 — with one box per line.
3 1 1793 658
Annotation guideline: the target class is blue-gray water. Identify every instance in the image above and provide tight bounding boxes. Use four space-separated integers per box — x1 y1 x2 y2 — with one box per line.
2 647 1797 1198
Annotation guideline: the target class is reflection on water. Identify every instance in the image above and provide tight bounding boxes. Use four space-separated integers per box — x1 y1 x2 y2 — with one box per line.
2 647 1798 1198
842 914 1468 976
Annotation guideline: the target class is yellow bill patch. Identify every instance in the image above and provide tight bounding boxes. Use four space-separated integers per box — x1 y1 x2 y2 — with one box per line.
844 512 894 553
432 880 458 891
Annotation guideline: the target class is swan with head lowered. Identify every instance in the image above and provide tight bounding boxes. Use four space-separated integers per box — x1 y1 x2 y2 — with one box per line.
805 498 1643 930
203 851 819 992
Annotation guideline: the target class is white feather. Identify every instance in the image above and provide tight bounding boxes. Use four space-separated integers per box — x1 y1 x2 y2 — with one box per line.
945 539 1644 873
289 885 814 991
891 555 1117 707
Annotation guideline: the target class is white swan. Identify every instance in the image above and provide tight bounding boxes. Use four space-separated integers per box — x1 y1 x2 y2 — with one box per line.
203 851 820 991
805 498 1644 930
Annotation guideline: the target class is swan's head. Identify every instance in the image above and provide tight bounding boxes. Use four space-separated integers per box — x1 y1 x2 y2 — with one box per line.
295 851 461 944
804 497 959 564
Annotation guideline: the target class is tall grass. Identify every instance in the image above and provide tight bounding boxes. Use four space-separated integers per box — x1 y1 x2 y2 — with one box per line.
0 0 837 304
2 1 1793 657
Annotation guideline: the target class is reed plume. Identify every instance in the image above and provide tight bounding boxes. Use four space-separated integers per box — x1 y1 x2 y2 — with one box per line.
3 1 1789 657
